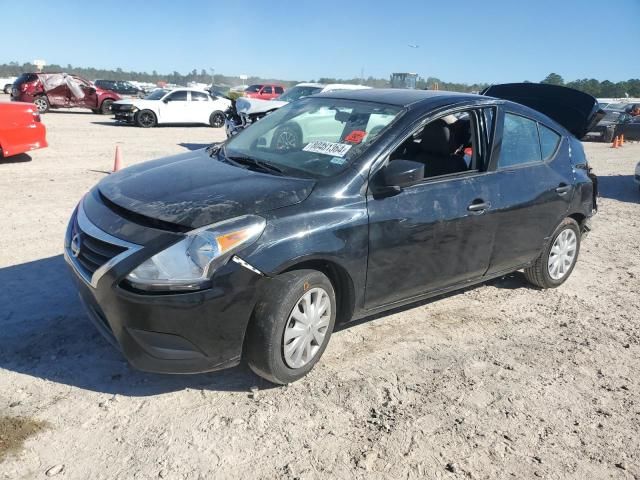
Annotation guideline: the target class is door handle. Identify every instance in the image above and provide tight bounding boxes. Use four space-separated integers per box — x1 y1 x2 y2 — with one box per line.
467 200 490 213
555 184 571 196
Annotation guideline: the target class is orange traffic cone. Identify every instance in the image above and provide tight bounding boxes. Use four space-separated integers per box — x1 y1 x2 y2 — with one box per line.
620 134 625 146
112 145 123 172
611 136 619 148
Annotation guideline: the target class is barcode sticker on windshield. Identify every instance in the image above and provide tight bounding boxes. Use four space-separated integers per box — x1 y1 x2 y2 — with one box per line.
303 141 352 157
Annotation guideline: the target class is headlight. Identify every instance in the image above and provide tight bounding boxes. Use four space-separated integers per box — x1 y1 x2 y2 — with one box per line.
125 215 266 292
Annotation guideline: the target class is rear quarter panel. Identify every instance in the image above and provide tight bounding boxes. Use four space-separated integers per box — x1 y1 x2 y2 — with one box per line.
0 103 47 157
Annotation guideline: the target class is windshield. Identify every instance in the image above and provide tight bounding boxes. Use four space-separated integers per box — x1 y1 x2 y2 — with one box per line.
145 89 170 100
245 85 262 93
276 86 323 102
223 97 402 178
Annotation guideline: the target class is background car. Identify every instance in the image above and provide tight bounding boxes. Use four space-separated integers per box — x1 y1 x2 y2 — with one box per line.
225 83 371 137
94 80 144 97
111 88 231 128
583 110 640 142
1 76 17 94
635 161 640 192
0 101 47 158
244 84 285 100
11 72 121 114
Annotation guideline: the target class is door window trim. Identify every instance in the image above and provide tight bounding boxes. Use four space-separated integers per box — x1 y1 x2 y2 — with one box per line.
368 103 498 187
495 110 565 172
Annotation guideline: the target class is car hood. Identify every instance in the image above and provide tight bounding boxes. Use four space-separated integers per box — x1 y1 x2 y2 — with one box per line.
97 148 315 229
482 83 605 138
235 97 288 115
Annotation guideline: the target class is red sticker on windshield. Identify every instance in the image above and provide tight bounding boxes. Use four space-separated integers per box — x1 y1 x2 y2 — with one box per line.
344 130 367 144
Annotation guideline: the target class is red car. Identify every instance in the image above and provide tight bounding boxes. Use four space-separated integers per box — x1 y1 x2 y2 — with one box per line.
0 102 48 158
243 84 285 100
11 72 121 114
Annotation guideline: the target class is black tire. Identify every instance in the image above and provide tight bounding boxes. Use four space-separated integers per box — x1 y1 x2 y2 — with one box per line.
209 111 225 128
33 96 49 113
602 127 615 144
271 123 302 151
524 217 581 289
3 84 11 94
100 99 114 114
246 269 336 385
134 109 157 128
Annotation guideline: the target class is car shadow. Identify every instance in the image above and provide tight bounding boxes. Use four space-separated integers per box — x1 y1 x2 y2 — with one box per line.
0 153 32 164
597 174 639 204
178 142 212 151
0 255 268 396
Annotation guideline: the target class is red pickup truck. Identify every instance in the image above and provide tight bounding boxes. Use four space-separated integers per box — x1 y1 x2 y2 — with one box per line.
243 84 285 100
11 72 121 114
0 102 47 158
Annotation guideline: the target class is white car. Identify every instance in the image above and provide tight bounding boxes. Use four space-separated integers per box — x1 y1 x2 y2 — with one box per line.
111 88 231 128
635 161 640 191
226 82 371 137
1 77 17 94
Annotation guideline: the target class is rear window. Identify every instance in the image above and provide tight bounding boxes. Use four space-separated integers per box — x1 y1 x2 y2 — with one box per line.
275 86 284 94
538 124 561 160
15 73 38 84
498 113 542 168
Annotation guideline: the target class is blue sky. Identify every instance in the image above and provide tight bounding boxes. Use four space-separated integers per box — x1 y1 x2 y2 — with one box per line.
2 0 638 83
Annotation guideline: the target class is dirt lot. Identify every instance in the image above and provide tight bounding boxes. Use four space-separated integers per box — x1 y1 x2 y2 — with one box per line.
1 95 639 480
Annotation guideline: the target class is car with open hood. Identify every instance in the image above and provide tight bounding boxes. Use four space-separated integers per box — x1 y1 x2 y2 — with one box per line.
64 84 599 384
11 73 121 114
225 83 371 137
111 88 231 128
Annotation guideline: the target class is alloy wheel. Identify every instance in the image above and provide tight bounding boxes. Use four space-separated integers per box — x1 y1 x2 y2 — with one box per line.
275 129 298 150
34 98 47 112
139 112 155 127
211 113 225 128
283 287 331 369
547 229 577 280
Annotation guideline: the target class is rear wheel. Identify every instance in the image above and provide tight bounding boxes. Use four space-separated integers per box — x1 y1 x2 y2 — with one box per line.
135 109 157 128
100 99 114 114
33 96 49 113
209 111 225 128
524 217 581 289
246 270 336 384
3 84 11 94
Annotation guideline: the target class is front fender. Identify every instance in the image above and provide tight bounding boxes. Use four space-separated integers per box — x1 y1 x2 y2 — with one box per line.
240 202 369 309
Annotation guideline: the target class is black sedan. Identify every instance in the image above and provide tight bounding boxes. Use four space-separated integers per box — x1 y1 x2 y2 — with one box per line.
64 84 599 384
584 109 640 143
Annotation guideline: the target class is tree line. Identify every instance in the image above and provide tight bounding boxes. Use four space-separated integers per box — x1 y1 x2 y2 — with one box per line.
1 62 638 98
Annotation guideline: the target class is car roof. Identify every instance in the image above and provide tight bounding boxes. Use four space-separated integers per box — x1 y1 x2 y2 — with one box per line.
315 88 484 107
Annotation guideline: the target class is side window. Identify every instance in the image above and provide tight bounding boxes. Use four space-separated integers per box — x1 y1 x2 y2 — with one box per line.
191 91 209 102
274 86 284 94
389 109 481 179
262 86 273 94
538 124 561 161
167 91 188 102
498 113 542 168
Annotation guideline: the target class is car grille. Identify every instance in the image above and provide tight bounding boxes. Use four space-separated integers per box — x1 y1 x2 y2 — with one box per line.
65 203 141 288
69 214 127 277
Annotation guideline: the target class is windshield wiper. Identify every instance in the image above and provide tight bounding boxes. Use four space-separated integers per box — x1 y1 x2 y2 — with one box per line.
226 154 285 175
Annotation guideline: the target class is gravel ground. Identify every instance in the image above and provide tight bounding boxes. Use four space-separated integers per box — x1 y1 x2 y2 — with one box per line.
1 96 639 479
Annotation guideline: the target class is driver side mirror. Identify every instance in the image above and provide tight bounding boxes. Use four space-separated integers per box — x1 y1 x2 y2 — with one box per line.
163 97 170 103
383 159 424 188
88 87 96 94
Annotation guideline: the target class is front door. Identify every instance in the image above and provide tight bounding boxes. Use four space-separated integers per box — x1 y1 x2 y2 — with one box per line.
365 108 498 309
159 90 189 123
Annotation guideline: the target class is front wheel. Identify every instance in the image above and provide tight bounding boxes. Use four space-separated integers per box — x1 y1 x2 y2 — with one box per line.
33 96 49 113
209 111 225 128
100 99 114 114
246 270 336 384
134 109 157 128
524 217 581 288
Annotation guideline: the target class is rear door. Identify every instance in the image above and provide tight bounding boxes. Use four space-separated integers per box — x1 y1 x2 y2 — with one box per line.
484 107 574 274
189 90 213 123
